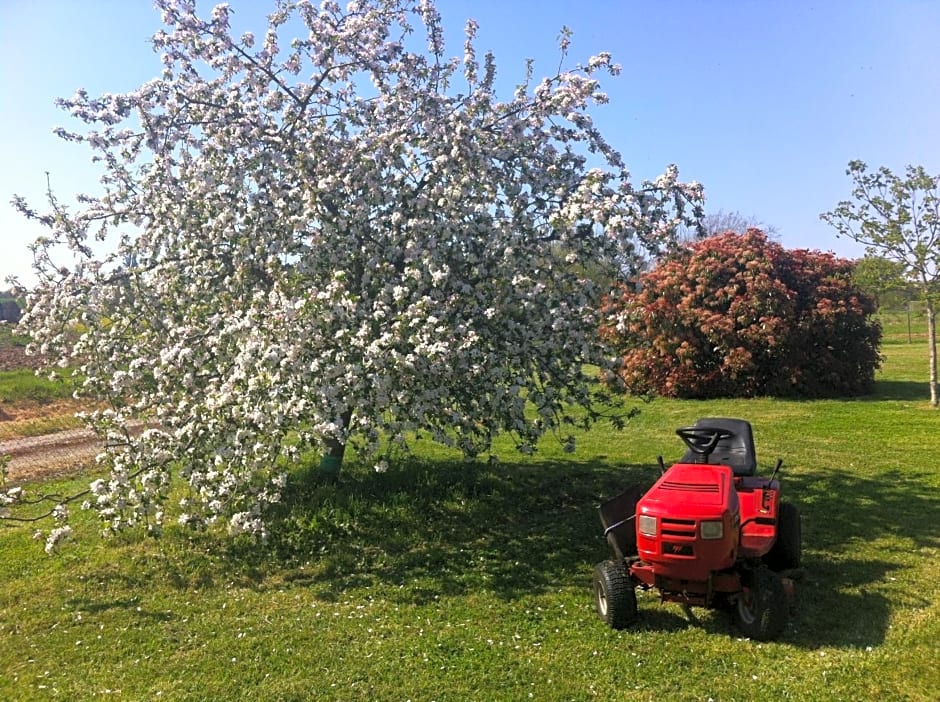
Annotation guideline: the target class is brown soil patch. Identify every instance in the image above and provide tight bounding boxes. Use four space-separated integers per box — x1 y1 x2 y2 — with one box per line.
0 400 86 439
0 398 86 423
0 343 46 371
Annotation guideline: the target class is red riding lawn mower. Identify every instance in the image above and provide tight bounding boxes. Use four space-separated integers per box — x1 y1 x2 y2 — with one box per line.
593 418 803 641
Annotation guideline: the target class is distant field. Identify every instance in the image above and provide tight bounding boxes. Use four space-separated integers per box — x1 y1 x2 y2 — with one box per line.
0 325 80 437
0 367 79 439
0 313 938 700
0 368 74 404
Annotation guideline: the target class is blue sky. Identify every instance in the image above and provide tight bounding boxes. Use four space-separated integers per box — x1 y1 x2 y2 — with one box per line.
2 0 939 286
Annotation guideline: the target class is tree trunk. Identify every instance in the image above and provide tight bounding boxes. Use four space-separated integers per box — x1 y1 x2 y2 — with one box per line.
907 300 913 344
928 300 938 407
319 409 353 478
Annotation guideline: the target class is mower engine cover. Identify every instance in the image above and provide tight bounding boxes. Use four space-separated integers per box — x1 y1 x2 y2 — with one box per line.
636 461 741 582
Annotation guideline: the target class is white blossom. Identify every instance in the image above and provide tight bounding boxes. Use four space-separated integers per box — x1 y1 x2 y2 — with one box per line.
45 526 73 554
9 0 702 545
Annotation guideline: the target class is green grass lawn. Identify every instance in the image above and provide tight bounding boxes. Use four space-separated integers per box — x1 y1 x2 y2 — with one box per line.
1 321 938 700
0 369 74 405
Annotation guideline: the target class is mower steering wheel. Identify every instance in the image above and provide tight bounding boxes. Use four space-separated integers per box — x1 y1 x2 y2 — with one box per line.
676 426 735 458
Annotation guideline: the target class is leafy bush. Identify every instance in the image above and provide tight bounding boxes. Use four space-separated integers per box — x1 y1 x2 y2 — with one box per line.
603 229 882 398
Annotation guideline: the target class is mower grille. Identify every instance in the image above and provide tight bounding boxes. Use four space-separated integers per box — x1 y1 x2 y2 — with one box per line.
661 518 696 537
660 481 720 493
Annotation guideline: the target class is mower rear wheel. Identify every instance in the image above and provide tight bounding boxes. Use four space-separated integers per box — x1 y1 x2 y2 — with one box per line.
765 502 802 571
593 560 637 629
733 567 788 641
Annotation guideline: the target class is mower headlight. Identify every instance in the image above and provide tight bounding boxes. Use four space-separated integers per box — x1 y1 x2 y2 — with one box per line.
700 520 724 540
638 515 657 537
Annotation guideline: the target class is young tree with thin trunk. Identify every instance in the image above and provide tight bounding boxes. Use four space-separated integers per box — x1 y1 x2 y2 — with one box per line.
821 160 940 406
4 0 702 549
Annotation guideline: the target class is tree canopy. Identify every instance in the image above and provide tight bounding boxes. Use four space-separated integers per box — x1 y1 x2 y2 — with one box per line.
821 161 940 405
852 255 915 309
5 0 702 549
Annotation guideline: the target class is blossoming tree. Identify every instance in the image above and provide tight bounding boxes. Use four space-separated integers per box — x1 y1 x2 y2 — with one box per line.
5 0 702 548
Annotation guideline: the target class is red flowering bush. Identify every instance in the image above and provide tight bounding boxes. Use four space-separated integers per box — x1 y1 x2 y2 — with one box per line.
602 229 881 398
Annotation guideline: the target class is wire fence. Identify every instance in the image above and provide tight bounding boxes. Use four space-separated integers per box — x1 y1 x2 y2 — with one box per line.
1 425 101 483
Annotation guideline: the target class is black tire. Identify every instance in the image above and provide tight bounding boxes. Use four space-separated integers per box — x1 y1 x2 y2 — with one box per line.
733 567 788 641
765 502 802 571
593 560 637 629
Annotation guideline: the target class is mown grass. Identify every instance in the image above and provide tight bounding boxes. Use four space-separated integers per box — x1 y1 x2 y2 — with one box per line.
1 319 938 700
0 369 74 405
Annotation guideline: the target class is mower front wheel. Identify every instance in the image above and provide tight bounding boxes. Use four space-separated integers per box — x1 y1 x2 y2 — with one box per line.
593 560 637 629
733 567 788 641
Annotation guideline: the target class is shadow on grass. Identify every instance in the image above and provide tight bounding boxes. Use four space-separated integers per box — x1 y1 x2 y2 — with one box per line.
62 565 172 620
779 466 940 648
256 458 657 604
69 453 937 649
786 467 940 554
257 457 938 649
864 380 930 402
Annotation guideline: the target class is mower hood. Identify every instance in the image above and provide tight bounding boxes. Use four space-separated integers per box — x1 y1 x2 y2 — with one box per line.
643 462 734 511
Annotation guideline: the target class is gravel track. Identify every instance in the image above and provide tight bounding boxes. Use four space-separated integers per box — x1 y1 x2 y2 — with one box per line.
1 427 102 482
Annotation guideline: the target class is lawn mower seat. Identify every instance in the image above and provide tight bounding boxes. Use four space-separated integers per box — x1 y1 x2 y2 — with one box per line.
681 417 757 476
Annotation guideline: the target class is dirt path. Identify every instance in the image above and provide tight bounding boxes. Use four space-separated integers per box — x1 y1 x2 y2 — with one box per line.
2 427 102 483
0 342 46 371
1 342 103 482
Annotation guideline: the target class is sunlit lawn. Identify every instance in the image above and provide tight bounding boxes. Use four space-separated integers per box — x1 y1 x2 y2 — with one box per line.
0 314 938 700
